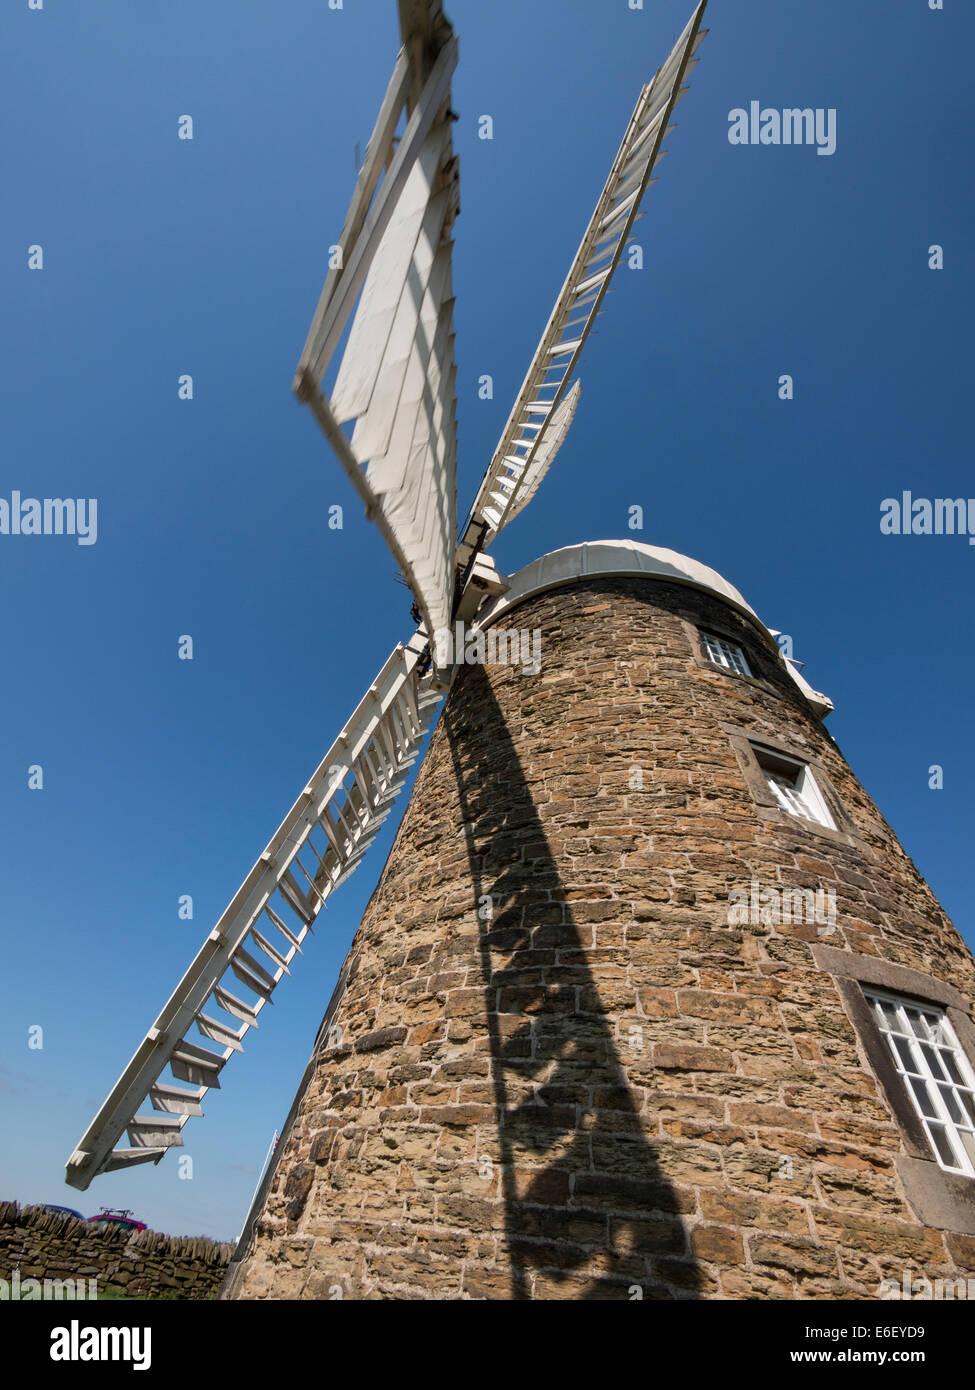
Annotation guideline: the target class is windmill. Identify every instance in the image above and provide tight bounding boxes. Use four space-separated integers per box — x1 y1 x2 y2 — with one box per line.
65 0 710 1194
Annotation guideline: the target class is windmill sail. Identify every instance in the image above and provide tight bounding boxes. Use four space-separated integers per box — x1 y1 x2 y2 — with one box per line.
66 1 712 1191
457 0 708 569
295 1 459 648
486 380 582 532
65 639 442 1190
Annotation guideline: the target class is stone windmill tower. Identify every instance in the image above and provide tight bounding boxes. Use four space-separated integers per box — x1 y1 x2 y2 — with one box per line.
68 1 975 1300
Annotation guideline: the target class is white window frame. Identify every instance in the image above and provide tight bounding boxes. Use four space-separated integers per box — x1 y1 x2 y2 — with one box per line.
700 630 751 678
864 989 975 1178
752 744 836 830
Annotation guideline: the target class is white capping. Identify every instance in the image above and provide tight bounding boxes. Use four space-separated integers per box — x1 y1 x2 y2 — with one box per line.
476 539 833 718
478 539 759 626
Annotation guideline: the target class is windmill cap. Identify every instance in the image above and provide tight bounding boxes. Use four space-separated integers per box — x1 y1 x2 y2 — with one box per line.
477 539 762 632
475 540 834 718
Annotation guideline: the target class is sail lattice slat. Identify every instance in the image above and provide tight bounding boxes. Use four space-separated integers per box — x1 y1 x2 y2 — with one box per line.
65 637 442 1191
457 2 708 565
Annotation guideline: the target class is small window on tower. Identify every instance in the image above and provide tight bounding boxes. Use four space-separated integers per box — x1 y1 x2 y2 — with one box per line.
864 990 975 1178
752 744 836 830
700 630 751 677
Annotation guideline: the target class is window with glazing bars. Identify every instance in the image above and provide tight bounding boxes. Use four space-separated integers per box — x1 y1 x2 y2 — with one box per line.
865 990 975 1177
751 744 836 830
701 631 751 677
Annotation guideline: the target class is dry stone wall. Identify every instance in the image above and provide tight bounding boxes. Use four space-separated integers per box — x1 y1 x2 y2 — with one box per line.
0 1202 232 1299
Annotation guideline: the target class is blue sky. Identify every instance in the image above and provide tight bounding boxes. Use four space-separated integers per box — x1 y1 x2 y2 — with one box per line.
1 0 972 1241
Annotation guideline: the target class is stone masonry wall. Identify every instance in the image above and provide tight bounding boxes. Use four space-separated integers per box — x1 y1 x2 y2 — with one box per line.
227 575 975 1300
0 1202 232 1299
